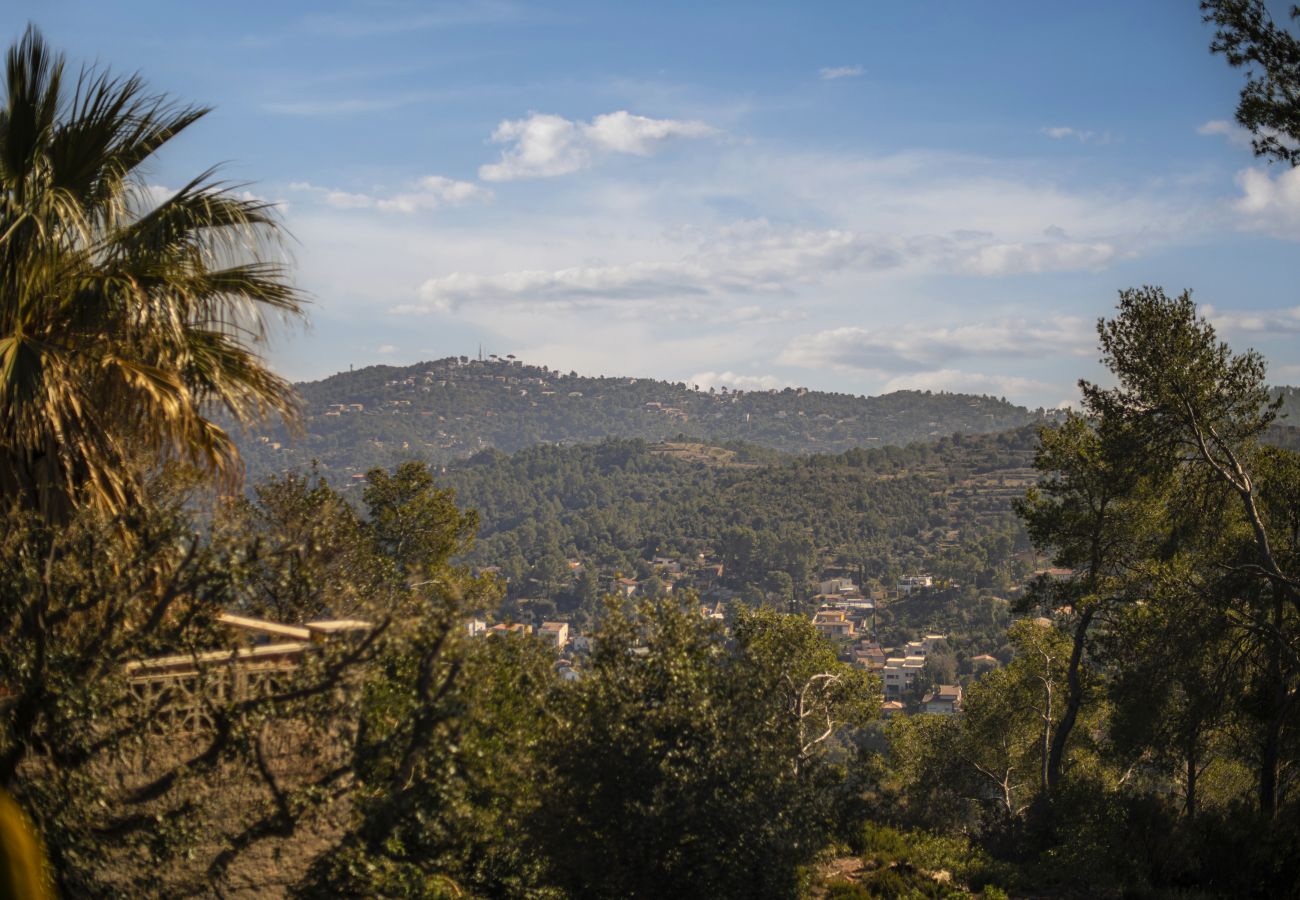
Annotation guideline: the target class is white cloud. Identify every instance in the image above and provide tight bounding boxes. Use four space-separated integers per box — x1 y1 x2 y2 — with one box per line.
689 371 789 391
1230 166 1300 239
377 344 398 354
958 240 1120 275
405 220 900 312
586 110 718 154
819 65 863 80
137 183 178 208
1041 126 1110 144
402 204 1144 316
1197 119 1253 148
1203 303 1300 335
478 110 718 181
322 189 375 209
1198 119 1298 158
289 176 489 213
279 138 1207 409
777 317 1093 374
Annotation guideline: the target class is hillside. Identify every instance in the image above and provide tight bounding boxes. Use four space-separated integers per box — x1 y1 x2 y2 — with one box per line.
236 356 1053 481
358 428 1041 652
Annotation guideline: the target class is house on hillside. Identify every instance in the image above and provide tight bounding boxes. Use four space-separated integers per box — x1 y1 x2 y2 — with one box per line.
897 574 933 595
923 684 963 715
487 623 532 637
819 577 858 596
652 556 683 575
881 655 927 698
851 642 887 671
813 609 855 640
539 621 569 649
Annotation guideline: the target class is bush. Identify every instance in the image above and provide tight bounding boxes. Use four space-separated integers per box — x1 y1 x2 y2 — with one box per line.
825 882 873 900
851 822 1014 894
859 864 954 899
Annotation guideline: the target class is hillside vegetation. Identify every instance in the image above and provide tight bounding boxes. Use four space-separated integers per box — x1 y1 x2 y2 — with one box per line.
235 356 1053 481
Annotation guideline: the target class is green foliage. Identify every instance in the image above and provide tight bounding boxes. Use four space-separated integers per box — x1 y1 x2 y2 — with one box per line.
300 634 558 899
363 461 479 578
1203 0 1300 166
435 431 1035 645
851 823 1013 896
831 824 1009 898
2 459 514 896
220 467 389 623
527 597 877 899
880 287 1300 896
888 620 1077 836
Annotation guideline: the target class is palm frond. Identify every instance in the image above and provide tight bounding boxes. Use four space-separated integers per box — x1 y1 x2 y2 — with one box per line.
0 28 304 521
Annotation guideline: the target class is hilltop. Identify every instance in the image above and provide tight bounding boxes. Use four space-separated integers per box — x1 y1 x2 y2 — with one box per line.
237 355 1055 482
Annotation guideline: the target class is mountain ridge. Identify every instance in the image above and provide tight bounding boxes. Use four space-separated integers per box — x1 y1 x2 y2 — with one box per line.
236 356 1059 481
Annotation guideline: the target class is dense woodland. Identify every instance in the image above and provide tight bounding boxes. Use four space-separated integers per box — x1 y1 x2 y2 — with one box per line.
234 356 1052 482
431 431 1035 653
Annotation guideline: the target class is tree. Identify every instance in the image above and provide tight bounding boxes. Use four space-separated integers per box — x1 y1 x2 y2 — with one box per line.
1203 0 1300 165
0 467 394 895
1084 286 1300 816
363 461 479 580
528 597 876 899
1102 570 1242 819
0 28 303 522
892 619 1071 825
732 606 879 777
221 468 389 624
290 462 540 899
298 633 556 899
0 457 508 896
1015 413 1159 793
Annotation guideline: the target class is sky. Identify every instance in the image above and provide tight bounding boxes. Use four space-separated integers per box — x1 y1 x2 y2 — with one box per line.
5 1 1300 408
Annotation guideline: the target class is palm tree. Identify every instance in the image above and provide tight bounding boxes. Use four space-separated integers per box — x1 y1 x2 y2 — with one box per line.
0 27 304 521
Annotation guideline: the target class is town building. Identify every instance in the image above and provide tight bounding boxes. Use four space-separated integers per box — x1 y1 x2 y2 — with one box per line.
538 621 570 649
922 684 963 715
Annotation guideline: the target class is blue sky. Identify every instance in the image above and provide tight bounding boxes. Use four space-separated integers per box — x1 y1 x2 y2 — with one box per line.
6 1 1300 407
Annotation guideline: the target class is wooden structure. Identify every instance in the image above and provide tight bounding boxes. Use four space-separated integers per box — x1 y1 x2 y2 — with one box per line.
124 613 370 735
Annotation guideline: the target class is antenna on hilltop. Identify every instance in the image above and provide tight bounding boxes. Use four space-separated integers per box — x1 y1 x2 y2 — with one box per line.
478 343 484 362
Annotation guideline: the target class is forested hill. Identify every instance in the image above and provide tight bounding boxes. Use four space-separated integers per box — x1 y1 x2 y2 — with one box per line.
237 355 1052 481
428 429 1040 644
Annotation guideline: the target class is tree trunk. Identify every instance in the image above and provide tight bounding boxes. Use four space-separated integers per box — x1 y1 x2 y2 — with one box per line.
1185 742 1198 819
1039 675 1053 794
1259 594 1284 818
1047 607 1093 792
